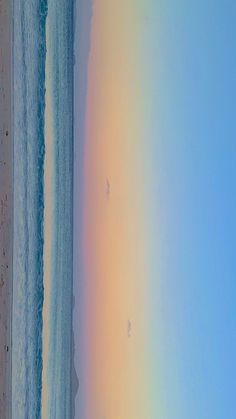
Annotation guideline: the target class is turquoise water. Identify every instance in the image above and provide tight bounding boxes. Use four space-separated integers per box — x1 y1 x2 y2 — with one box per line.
12 0 74 417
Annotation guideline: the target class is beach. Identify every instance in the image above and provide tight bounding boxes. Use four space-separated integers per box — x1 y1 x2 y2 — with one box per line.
0 0 12 417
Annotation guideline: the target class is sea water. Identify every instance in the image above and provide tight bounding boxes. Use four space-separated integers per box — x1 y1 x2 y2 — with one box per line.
43 0 74 418
12 0 74 417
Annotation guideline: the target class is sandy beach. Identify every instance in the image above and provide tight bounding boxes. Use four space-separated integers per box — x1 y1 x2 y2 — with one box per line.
0 0 12 417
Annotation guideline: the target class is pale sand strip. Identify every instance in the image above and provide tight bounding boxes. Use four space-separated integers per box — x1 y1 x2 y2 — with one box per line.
0 0 12 417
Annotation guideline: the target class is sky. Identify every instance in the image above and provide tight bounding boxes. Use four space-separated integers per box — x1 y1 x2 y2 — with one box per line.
74 1 236 418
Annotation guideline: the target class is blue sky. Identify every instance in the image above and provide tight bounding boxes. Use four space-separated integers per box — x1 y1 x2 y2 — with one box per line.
145 1 236 417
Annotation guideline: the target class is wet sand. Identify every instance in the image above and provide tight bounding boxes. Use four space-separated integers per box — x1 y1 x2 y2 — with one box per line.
0 0 12 417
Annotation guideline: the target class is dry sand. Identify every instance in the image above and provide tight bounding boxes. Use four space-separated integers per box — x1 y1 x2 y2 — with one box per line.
0 0 12 417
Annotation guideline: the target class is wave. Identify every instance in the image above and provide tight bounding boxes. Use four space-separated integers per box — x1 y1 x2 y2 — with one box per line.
13 0 74 417
12 0 47 417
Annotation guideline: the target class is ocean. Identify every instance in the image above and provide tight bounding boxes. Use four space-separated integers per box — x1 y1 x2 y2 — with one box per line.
12 0 74 417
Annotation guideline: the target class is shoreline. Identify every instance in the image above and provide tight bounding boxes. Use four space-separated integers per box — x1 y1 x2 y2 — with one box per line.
0 0 13 417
